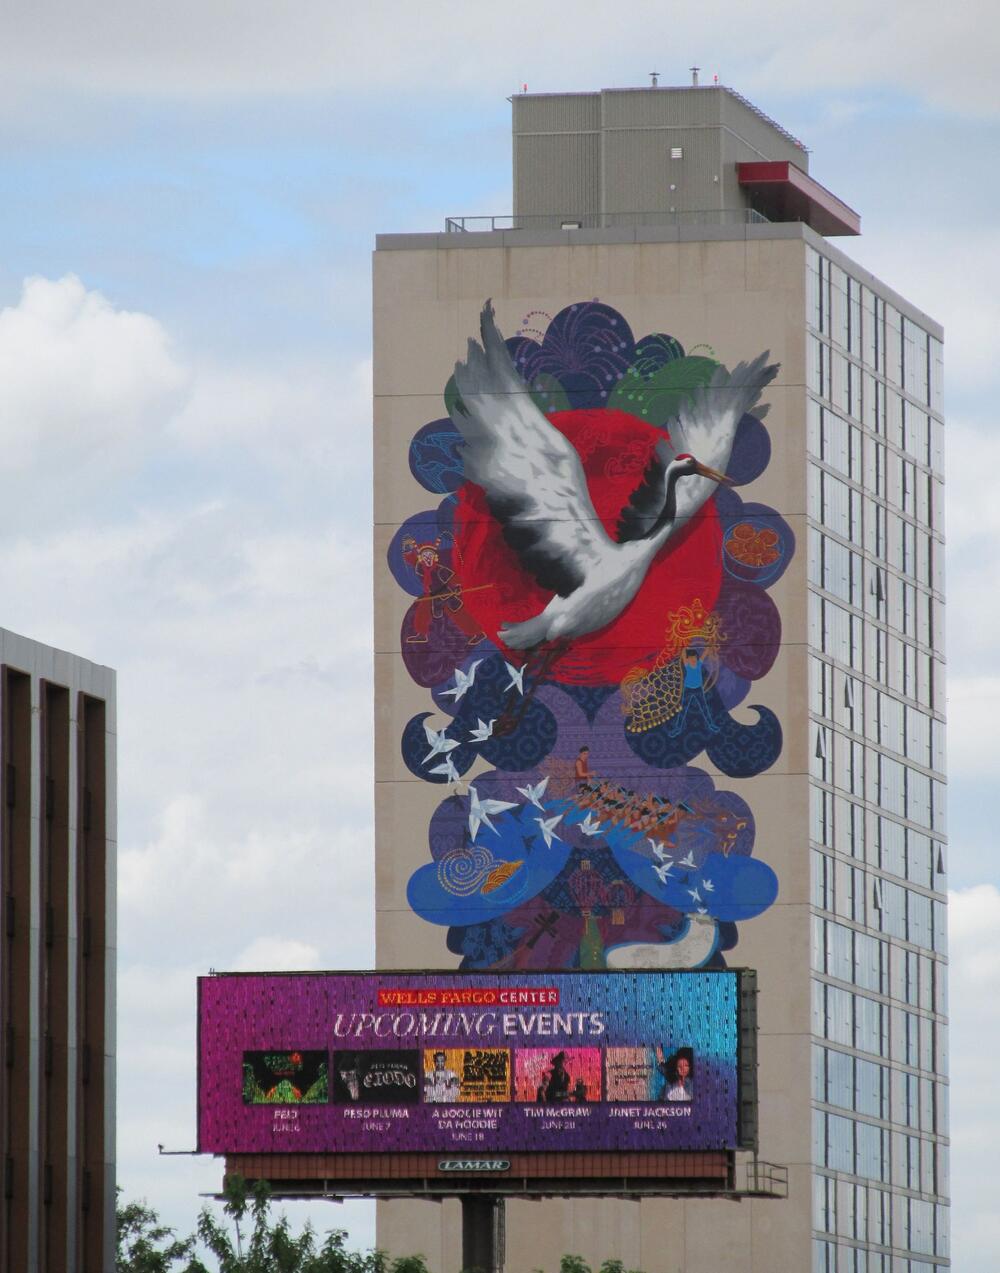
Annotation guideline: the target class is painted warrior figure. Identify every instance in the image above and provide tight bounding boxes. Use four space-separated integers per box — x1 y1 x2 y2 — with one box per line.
401 535 484 645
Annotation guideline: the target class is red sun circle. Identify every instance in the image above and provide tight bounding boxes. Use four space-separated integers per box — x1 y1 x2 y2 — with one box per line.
454 408 723 686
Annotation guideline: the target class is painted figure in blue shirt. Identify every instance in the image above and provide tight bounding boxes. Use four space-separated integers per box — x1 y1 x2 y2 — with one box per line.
668 646 720 737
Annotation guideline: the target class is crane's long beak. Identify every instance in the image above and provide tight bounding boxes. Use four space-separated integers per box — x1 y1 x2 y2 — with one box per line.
693 460 734 485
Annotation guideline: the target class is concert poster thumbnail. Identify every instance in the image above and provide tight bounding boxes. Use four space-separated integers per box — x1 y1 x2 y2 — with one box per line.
242 1050 328 1105
513 1047 602 1103
331 1050 422 1105
605 1045 695 1102
422 1047 510 1103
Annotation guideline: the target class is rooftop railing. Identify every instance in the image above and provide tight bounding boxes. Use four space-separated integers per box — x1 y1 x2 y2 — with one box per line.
445 208 770 233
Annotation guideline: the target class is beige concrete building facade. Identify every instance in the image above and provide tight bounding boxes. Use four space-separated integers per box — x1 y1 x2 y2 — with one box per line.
373 88 947 1273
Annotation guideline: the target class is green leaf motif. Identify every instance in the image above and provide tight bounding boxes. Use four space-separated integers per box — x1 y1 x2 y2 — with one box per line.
607 355 720 427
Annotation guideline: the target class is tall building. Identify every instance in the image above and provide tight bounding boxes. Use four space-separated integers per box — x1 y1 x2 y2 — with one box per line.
0 628 116 1273
374 84 947 1270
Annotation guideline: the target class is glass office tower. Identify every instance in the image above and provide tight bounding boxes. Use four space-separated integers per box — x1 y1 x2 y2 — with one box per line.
806 245 948 1269
373 85 948 1271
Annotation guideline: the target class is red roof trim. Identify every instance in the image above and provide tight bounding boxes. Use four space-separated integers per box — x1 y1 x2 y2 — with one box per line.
738 161 861 237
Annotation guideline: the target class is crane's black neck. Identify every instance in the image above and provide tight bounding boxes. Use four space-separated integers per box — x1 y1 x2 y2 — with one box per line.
646 464 685 539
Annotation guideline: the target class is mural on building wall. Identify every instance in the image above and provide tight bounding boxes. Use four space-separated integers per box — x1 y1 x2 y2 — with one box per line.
388 300 794 971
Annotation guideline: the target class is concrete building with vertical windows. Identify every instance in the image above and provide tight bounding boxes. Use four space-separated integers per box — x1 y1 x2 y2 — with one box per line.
373 83 947 1271
0 627 115 1273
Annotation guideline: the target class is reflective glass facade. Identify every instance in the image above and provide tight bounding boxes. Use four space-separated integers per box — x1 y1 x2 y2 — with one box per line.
371 209 948 1271
806 246 949 1271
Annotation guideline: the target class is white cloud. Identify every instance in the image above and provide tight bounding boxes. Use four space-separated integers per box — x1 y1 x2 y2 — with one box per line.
168 354 371 468
949 885 1000 1268
0 1 998 118
947 679 1000 777
946 418 1000 551
0 274 188 469
118 799 373 964
230 936 323 971
946 414 1000 687
0 272 377 1242
846 227 1000 392
946 415 1000 772
0 273 372 543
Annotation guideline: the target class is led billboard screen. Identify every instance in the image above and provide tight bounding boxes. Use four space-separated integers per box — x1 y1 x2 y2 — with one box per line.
198 971 747 1155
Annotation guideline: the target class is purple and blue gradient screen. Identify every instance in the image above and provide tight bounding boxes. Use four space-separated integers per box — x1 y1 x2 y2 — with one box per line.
198 971 739 1153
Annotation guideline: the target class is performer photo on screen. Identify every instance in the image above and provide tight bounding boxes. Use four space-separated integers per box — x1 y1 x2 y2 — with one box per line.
423 1050 460 1103
652 1045 694 1102
543 1051 572 1103
337 1064 360 1102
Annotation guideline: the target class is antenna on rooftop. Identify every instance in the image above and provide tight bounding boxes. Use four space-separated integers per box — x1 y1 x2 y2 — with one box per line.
649 71 659 87
690 66 700 86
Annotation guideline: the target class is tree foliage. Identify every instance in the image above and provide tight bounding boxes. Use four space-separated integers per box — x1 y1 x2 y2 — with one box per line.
195 1175 406 1273
116 1191 200 1272
118 1181 647 1273
556 1260 645 1273
119 1178 430 1273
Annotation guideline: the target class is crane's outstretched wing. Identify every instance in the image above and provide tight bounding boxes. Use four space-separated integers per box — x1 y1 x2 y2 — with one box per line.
668 352 778 523
617 353 778 544
450 301 611 597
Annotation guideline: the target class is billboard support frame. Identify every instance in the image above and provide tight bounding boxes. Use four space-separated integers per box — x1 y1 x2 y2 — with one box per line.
217 1151 790 1201
462 1195 504 1273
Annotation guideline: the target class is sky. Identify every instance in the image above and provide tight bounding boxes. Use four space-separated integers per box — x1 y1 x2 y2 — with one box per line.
0 0 997 1265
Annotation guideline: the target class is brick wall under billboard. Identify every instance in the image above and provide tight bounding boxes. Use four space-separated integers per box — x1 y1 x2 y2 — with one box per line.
198 971 746 1156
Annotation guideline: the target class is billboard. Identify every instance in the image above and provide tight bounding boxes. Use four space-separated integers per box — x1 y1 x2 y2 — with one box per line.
198 970 751 1156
